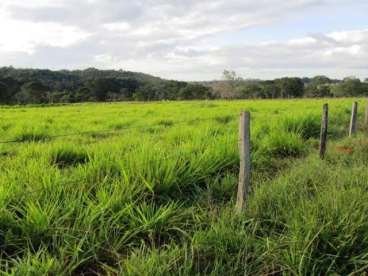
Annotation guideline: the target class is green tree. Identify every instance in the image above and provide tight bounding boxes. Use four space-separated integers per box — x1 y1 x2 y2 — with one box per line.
262 81 280 98
276 77 304 98
330 78 364 97
16 81 49 104
73 87 93 102
235 83 263 99
0 81 11 104
178 84 212 100
133 84 157 101
304 76 331 97
310 76 331 85
305 84 332 97
0 77 20 103
87 79 113 101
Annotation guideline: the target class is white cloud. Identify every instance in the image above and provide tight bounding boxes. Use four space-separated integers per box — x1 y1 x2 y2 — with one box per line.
0 21 90 54
0 4 90 54
324 45 361 56
288 38 317 46
149 29 368 80
103 22 131 32
329 29 368 44
0 0 367 80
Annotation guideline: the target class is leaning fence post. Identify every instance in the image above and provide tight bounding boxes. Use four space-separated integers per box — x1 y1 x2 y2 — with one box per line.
349 101 358 137
236 111 251 212
319 104 328 159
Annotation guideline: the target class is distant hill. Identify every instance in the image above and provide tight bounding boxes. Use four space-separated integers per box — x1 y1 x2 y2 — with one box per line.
0 67 162 84
0 67 212 104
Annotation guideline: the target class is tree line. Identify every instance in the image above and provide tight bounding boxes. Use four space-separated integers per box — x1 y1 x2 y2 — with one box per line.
206 70 368 99
0 67 367 104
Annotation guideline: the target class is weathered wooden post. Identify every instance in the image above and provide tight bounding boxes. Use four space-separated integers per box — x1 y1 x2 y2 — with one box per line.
364 104 368 127
349 102 358 137
319 104 328 159
236 111 251 212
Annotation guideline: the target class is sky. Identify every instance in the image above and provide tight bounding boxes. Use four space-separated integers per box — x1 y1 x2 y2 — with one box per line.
0 0 367 81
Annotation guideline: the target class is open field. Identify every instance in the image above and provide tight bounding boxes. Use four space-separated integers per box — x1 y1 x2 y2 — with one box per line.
1 98 368 275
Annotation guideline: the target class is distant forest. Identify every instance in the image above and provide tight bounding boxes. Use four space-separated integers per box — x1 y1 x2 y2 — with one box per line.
0 67 367 104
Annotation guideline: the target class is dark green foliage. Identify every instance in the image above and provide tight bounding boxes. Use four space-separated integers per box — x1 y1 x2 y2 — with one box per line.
206 74 368 99
16 81 49 104
72 87 93 102
304 75 333 97
276 77 304 98
331 77 367 97
1 67 368 104
0 81 11 104
0 67 210 104
178 83 213 100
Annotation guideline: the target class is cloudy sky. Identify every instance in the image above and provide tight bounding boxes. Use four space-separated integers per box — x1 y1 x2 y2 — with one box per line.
0 0 367 80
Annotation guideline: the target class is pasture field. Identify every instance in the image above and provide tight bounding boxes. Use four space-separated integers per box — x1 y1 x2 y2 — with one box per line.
1 98 368 275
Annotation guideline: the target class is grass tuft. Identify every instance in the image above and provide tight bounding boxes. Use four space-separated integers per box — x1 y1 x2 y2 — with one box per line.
15 131 50 143
157 120 174 127
260 131 306 158
50 146 90 168
214 115 233 125
282 114 320 139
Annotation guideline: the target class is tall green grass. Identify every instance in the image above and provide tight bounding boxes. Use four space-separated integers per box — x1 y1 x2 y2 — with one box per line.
0 98 365 274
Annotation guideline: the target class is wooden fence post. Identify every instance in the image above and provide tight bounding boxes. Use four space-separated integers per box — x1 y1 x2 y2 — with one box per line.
319 104 328 159
364 104 368 127
349 102 358 137
236 111 251 212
